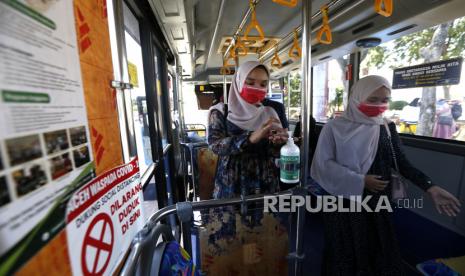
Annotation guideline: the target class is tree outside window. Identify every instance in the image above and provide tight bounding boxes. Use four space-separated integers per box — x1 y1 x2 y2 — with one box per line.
361 16 465 141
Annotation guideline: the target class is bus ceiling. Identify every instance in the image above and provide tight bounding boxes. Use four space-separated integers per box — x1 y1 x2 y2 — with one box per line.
148 0 465 82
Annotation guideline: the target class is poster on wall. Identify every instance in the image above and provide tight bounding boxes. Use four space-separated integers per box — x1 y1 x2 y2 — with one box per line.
66 158 144 275
0 0 94 274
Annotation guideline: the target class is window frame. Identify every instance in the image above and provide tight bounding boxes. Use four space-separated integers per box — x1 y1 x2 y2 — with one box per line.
354 26 465 149
309 48 465 154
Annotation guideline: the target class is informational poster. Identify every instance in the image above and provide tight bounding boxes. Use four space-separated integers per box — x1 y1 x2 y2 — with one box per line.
66 158 144 275
392 57 463 89
0 0 94 274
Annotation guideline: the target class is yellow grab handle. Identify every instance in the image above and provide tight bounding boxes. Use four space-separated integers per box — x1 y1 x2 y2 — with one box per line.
231 37 248 57
288 28 301 59
374 0 393 17
317 5 332 44
271 46 282 68
220 66 232 75
220 57 235 75
272 0 297 8
243 3 265 41
317 25 332 44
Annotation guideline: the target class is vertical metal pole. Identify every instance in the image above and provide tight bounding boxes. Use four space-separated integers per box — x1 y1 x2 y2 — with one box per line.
223 75 228 104
294 0 312 275
176 65 186 138
287 73 291 121
301 0 312 187
234 48 240 70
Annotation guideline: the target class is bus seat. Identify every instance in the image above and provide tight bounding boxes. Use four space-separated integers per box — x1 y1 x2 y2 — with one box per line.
136 223 200 276
196 147 218 200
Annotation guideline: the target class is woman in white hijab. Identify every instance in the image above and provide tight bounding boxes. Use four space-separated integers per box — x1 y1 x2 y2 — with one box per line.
207 61 288 199
311 75 461 275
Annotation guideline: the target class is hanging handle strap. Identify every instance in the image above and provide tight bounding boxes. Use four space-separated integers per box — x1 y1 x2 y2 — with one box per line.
288 28 302 59
272 0 297 8
316 5 332 45
375 0 393 17
231 36 248 58
243 1 265 40
220 56 235 75
271 44 282 68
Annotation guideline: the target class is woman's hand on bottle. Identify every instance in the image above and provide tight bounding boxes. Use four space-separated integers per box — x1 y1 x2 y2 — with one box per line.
427 185 461 217
364 175 388 193
248 118 282 144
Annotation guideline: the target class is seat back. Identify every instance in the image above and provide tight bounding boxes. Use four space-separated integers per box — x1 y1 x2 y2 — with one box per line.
195 147 218 200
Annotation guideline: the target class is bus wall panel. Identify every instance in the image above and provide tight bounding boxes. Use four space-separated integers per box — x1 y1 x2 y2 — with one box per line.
74 0 113 73
456 161 465 231
13 1 124 274
79 62 118 120
74 0 123 175
403 146 465 236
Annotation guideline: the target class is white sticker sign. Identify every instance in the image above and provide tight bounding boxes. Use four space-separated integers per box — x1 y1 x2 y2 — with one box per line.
65 158 144 275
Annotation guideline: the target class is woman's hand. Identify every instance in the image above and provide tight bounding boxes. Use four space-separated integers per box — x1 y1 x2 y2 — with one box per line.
364 175 388 193
427 186 461 217
269 128 288 145
248 118 282 144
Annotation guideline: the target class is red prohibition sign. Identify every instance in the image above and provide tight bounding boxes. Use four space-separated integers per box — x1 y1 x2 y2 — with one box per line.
81 213 114 276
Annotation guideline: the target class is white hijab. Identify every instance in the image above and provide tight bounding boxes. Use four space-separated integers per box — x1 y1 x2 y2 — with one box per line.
311 75 391 199
208 61 281 131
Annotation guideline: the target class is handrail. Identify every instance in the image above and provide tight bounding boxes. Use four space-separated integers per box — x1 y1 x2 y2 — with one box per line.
258 0 365 61
141 161 158 188
223 0 261 60
243 0 265 41
120 190 293 276
120 205 177 276
203 0 226 73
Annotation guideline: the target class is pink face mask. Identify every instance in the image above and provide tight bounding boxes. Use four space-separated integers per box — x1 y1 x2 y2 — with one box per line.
240 85 267 104
358 103 388 117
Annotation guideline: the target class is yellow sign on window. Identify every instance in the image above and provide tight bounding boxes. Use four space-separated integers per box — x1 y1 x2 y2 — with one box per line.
157 79 162 96
128 62 138 87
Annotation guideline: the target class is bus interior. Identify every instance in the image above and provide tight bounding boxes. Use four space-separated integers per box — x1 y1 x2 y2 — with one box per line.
0 0 464 275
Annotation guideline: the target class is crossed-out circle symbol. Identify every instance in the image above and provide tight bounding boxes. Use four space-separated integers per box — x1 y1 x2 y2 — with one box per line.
81 213 114 276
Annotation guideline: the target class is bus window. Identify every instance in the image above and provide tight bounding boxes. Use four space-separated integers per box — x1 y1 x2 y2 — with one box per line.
312 55 350 123
154 55 170 148
182 83 209 136
124 5 153 174
360 15 465 142
283 70 302 122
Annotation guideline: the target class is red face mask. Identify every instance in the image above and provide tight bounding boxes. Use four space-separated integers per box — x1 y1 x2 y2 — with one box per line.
240 85 267 104
358 103 388 117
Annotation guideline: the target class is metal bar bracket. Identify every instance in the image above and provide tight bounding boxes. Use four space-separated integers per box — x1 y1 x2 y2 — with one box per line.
111 80 133 90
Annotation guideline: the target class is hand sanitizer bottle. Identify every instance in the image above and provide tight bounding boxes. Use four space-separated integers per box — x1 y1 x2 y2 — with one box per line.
280 131 300 184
